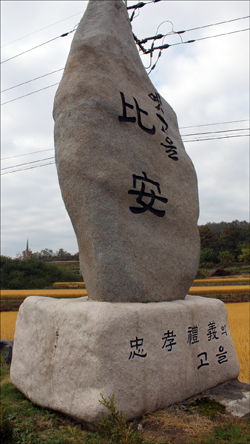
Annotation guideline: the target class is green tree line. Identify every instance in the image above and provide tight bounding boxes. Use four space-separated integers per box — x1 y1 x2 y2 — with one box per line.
0 257 82 290
199 220 250 267
16 247 79 262
1 220 249 290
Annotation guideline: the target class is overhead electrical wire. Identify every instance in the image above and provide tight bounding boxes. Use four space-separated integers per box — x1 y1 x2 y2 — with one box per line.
1 148 53 161
2 24 248 105
1 15 249 94
1 68 64 93
1 14 248 67
127 0 161 10
143 28 249 54
1 11 84 48
158 15 250 34
138 15 250 44
1 29 76 64
182 128 250 137
184 134 249 142
1 130 249 175
180 119 249 129
1 8 249 171
1 120 249 162
1 157 55 171
133 15 249 72
1 162 55 175
3 135 250 175
1 83 59 106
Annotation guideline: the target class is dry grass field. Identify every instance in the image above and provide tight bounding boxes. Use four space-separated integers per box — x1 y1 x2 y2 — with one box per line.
1 302 249 382
226 302 249 382
1 311 17 343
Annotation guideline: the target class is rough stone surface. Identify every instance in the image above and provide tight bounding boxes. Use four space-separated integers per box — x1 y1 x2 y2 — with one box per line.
53 0 200 303
11 295 239 425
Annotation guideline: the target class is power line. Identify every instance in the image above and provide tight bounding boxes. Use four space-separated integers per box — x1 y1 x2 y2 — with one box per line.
181 128 250 137
183 15 250 33
1 122 248 162
144 28 250 54
133 15 250 72
139 16 250 44
1 68 64 93
2 16 249 92
127 0 161 10
1 132 249 175
1 11 84 48
1 162 55 175
2 22 248 105
1 157 55 171
1 29 76 64
1 149 53 161
183 134 249 143
1 83 59 106
179 119 249 129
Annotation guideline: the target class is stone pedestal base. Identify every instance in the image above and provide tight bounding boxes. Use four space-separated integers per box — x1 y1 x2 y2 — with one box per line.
10 295 239 425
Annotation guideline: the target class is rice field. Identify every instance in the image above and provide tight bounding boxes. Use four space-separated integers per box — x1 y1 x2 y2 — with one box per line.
226 302 249 383
1 302 249 382
1 311 17 344
0 289 87 299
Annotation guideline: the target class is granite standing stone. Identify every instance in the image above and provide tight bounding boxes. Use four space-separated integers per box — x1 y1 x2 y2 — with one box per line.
10 0 240 426
53 0 200 303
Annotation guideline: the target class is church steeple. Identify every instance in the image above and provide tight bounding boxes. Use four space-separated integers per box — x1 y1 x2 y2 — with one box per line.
24 239 32 258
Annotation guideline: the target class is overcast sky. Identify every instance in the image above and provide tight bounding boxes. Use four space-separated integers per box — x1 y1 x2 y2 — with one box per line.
1 0 249 258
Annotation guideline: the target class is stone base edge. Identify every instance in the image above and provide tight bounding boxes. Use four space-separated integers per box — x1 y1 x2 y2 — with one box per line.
10 295 240 423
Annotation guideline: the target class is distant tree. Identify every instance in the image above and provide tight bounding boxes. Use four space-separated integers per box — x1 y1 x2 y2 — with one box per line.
203 220 249 237
205 221 228 237
238 248 250 265
198 226 219 248
24 248 79 262
219 225 244 256
0 256 82 289
41 248 55 258
198 221 250 269
199 247 218 266
15 250 33 260
218 250 235 266
55 248 72 260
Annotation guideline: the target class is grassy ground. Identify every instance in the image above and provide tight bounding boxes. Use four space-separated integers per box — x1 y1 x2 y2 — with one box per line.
1 360 249 444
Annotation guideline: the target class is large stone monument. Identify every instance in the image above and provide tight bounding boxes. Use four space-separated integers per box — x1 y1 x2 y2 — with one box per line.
53 0 200 303
11 0 239 427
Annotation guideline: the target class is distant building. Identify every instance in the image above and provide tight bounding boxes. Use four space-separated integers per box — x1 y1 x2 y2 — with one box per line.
23 239 32 258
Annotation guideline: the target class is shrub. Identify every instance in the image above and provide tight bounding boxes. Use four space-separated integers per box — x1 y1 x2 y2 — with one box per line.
238 248 250 265
218 250 235 265
98 393 144 444
199 248 217 266
195 268 209 279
